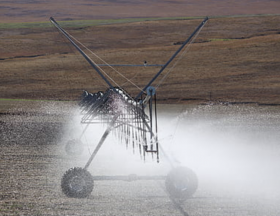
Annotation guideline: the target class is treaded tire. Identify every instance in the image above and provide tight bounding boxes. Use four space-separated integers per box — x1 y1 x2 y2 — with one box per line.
61 167 94 198
165 166 198 201
65 139 83 156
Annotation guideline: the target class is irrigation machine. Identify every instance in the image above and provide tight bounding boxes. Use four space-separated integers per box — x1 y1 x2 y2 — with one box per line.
50 17 208 200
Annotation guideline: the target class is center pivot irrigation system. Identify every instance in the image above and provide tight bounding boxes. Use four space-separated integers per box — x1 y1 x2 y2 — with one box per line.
50 17 208 200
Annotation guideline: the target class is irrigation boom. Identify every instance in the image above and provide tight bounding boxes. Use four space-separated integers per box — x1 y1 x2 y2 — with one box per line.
135 17 208 99
50 17 208 99
50 17 115 89
50 17 208 200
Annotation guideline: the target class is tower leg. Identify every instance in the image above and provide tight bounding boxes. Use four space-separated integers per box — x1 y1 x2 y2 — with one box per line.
84 116 117 170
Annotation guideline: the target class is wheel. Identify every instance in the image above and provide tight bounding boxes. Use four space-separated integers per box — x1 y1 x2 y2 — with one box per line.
165 166 198 201
65 139 83 156
61 167 94 198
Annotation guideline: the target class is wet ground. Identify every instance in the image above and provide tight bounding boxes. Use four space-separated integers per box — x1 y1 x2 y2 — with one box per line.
1 101 280 215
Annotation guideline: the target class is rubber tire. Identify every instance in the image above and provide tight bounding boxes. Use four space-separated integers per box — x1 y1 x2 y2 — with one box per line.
65 139 83 156
61 167 94 198
165 166 198 201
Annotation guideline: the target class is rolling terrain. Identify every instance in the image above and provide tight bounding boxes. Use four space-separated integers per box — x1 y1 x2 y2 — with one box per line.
1 15 280 104
1 0 280 23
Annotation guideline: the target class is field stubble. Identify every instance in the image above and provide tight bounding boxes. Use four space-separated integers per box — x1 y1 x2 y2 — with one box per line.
1 101 280 215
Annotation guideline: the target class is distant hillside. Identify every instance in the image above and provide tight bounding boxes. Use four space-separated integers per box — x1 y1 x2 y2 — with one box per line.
1 15 279 104
1 0 280 23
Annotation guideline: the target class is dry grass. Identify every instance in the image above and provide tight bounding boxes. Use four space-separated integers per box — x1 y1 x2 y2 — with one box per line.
1 0 280 23
1 15 280 104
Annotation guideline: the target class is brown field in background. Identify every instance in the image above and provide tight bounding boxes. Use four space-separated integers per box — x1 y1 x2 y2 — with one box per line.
1 14 280 104
1 0 280 23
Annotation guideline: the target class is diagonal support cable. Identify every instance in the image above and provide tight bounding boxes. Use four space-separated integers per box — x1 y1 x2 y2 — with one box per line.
135 17 209 100
50 17 115 90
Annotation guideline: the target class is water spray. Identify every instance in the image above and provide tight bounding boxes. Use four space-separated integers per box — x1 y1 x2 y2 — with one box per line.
50 17 208 200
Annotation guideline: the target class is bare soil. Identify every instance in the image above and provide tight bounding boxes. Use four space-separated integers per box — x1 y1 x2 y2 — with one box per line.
1 102 280 215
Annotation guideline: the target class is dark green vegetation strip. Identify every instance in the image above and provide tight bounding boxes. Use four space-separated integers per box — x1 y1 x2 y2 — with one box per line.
0 17 199 29
2 14 278 29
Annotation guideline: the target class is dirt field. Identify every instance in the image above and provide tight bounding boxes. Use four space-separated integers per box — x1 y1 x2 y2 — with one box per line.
1 101 280 215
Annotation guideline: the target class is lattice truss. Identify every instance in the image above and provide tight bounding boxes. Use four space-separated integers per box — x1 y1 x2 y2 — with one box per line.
79 87 159 159
50 16 208 163
49 17 208 200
